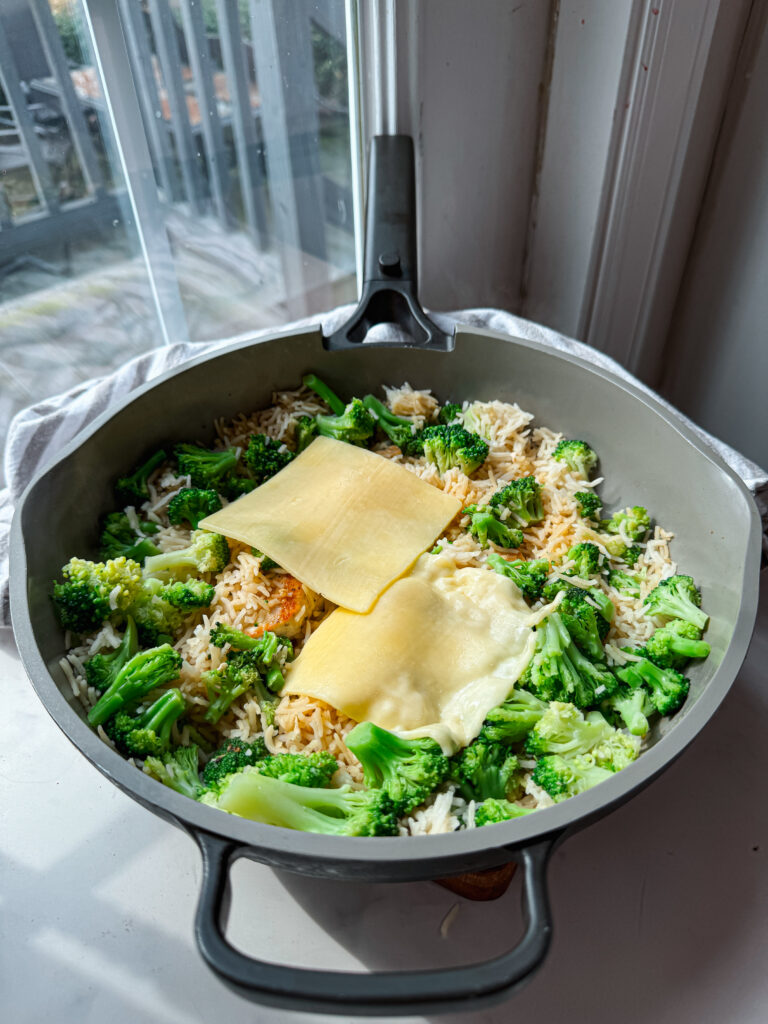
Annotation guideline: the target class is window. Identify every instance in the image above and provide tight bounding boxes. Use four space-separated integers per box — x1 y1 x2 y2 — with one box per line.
0 0 359 472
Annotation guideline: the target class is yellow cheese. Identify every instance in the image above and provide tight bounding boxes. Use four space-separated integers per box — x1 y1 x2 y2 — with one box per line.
284 552 554 753
198 436 461 613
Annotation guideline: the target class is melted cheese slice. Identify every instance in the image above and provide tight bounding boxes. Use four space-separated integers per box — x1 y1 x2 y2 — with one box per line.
199 436 460 612
284 552 552 753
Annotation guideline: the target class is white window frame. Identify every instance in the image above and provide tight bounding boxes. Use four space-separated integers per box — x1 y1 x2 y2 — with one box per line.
354 0 752 387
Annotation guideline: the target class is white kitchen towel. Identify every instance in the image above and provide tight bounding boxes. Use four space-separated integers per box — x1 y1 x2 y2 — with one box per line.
2 306 766 626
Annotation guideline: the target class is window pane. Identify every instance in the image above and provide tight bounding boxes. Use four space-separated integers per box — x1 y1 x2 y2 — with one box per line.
0 0 360 477
0 0 163 470
116 0 358 340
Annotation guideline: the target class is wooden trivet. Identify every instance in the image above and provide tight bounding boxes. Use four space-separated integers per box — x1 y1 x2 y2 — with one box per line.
436 861 517 901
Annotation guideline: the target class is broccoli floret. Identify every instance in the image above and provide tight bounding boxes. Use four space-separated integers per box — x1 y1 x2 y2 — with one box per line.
302 373 347 415
523 702 614 757
643 620 711 670
589 588 615 625
565 542 602 578
480 687 549 744
420 423 489 476
438 402 462 425
532 753 614 801
294 415 319 453
601 533 644 564
451 738 521 803
244 433 294 484
203 632 290 725
344 721 449 815
551 439 597 478
128 577 185 646
87 644 182 728
202 664 257 725
115 450 167 506
161 578 215 610
542 581 608 659
200 770 398 836
221 476 257 498
602 506 650 542
521 612 617 708
53 556 143 634
98 512 160 564
144 744 205 799
174 443 239 490
602 682 654 737
203 657 278 726
643 574 708 631
616 656 690 716
251 548 279 571
209 622 290 654
590 731 640 772
209 625 292 687
574 490 602 520
622 545 643 568
607 568 642 598
253 752 339 788
83 616 139 693
315 398 376 445
486 554 550 601
362 394 421 453
560 586 609 660
546 577 614 630
474 799 533 827
302 373 375 445
202 738 269 786
488 476 544 526
143 530 230 577
463 506 524 549
106 687 186 757
167 488 222 529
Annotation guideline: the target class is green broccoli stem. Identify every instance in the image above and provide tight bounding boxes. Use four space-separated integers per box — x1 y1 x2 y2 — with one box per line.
116 450 167 503
143 531 229 577
203 672 277 725
201 770 397 835
143 549 201 575
361 394 406 427
609 687 652 736
344 721 449 814
136 688 186 741
88 645 182 727
345 721 421 785
475 799 533 826
84 616 139 692
210 623 261 649
361 394 419 450
302 373 346 415
144 745 204 799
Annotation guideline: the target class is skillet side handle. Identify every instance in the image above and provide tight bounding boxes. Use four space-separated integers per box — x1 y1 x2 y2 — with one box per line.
193 829 559 1017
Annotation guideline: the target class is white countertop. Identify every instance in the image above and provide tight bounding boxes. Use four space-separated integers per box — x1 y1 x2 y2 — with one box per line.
3 569 767 1024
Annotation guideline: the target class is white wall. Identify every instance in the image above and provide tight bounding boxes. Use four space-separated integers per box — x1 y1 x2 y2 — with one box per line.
662 7 768 471
391 0 552 312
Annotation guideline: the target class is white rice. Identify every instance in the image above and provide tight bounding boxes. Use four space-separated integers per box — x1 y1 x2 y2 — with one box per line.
61 382 680 836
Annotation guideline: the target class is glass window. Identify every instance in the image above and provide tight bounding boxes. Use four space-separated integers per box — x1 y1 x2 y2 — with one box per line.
0 0 162 469
111 0 358 339
0 0 359 478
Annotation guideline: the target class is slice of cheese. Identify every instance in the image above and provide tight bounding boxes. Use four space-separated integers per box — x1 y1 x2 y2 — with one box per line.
284 552 554 753
198 436 461 613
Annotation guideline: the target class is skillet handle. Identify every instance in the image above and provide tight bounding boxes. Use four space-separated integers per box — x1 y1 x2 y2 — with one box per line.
324 135 453 351
193 829 559 1017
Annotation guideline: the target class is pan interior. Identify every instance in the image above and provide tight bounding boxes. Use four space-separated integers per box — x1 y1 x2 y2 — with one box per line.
13 325 759 874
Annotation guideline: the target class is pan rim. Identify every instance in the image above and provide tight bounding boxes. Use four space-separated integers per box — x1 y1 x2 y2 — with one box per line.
9 323 763 875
